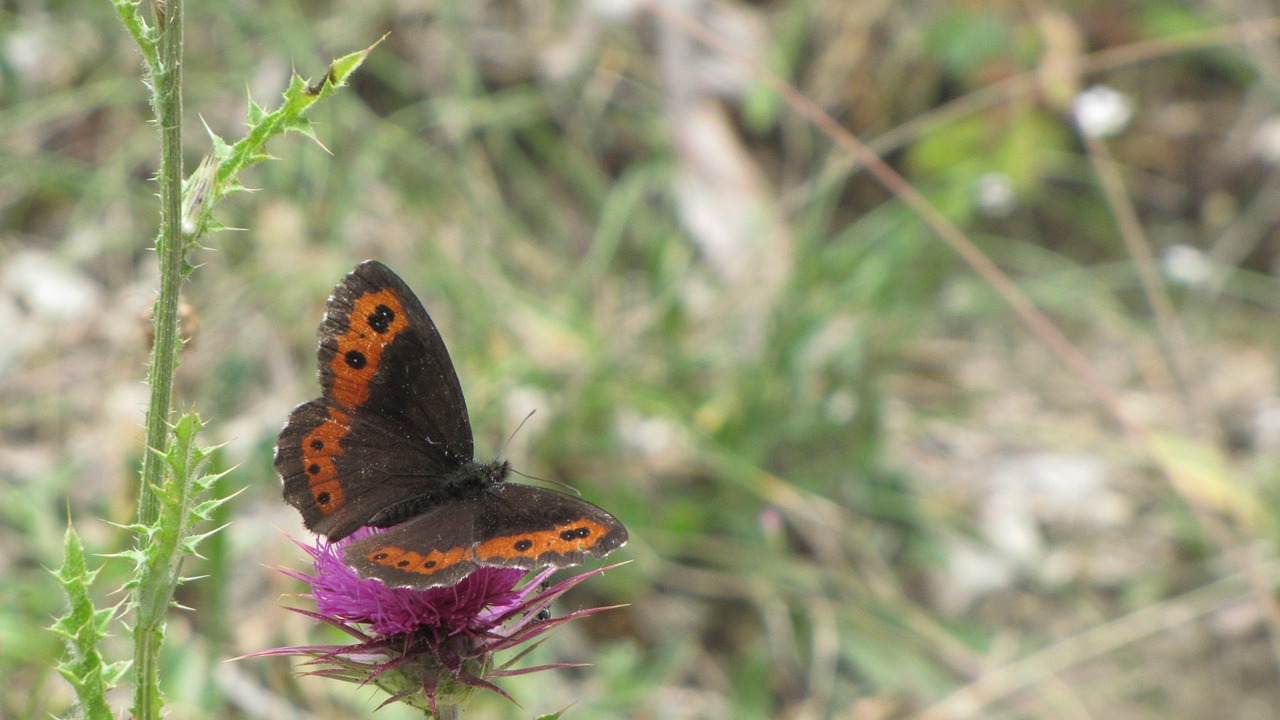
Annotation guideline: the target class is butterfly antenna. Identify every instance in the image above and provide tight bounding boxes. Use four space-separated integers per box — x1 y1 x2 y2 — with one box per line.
503 409 583 496
500 408 536 455
510 466 582 496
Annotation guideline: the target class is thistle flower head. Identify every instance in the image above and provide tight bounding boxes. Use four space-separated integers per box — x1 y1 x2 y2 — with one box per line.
249 528 620 716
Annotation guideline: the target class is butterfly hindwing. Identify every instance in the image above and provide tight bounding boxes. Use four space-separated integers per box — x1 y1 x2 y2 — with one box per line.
277 399 470 541
342 483 628 589
342 498 486 589
471 483 629 570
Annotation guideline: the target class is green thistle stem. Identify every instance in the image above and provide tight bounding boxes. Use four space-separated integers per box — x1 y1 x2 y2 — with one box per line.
133 0 184 717
137 0 184 528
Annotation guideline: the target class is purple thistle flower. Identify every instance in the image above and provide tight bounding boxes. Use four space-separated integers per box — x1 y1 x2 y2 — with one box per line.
248 529 623 716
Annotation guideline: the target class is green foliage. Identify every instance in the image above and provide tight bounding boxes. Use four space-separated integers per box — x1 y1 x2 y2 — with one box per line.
905 110 1072 222
190 38 384 243
123 413 230 612
124 413 230 720
50 527 129 720
111 0 159 75
923 10 1014 80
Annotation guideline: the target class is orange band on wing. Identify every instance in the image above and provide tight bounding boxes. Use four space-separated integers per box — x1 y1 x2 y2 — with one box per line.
474 519 613 562
299 408 352 514
364 545 471 575
328 289 410 410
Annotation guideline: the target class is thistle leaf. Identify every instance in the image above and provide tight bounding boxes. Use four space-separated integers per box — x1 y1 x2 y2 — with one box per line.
50 524 118 720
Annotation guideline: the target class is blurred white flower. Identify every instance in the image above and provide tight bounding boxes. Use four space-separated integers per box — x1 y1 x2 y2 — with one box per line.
1073 84 1134 138
1159 243 1212 286
1253 396 1280 454
975 172 1017 218
1251 116 1280 165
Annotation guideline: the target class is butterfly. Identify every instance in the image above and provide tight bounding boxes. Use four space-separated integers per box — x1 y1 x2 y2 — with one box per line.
275 260 628 589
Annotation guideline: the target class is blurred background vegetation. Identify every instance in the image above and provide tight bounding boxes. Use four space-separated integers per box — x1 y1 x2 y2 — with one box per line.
4 0 1280 718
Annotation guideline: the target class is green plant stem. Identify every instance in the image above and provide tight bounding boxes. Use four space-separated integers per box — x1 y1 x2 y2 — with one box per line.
133 0 184 717
138 0 183 527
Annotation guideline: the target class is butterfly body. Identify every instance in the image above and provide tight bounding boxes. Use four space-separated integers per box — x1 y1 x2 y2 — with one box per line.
363 458 511 530
275 261 627 589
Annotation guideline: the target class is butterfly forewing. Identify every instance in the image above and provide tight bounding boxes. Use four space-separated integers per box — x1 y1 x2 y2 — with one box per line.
318 261 474 462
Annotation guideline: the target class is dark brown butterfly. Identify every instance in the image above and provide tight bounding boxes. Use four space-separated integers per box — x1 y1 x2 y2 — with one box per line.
275 261 627 589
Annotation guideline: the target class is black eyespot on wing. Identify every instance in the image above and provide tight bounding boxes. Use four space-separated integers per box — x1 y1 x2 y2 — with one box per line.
368 304 395 334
